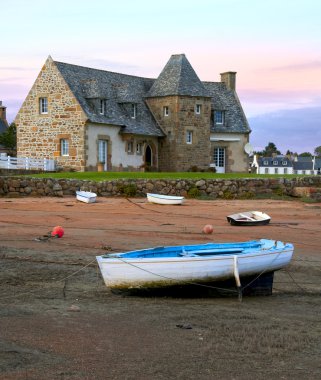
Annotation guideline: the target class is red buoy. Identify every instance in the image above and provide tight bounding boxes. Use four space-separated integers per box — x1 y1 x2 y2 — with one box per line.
202 224 214 234
51 226 64 238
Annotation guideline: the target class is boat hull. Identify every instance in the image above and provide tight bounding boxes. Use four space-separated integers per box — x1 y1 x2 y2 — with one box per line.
96 240 293 290
227 211 271 226
76 191 97 203
147 193 184 205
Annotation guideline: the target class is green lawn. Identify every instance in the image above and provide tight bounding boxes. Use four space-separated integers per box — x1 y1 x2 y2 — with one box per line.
24 171 301 181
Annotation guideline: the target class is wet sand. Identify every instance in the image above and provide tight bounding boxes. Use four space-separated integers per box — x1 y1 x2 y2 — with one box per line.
0 197 321 379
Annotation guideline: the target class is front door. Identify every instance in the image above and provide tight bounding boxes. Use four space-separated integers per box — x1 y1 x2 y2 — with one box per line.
145 145 152 168
98 140 108 171
214 147 225 173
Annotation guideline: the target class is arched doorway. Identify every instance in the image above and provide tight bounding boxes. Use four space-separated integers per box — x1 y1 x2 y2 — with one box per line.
145 145 152 168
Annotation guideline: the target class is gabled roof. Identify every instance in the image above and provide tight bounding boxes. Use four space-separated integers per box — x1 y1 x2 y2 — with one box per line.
258 156 293 167
203 82 250 133
54 61 164 137
146 54 210 98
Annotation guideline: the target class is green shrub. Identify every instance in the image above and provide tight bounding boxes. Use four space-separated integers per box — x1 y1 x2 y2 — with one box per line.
123 184 137 197
239 191 255 199
187 186 201 198
222 190 234 199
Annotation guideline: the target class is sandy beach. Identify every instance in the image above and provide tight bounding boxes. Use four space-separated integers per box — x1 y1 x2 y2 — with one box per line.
1 196 321 379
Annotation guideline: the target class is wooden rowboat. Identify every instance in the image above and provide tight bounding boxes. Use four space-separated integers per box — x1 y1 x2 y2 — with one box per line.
147 193 185 205
96 239 293 293
227 211 271 226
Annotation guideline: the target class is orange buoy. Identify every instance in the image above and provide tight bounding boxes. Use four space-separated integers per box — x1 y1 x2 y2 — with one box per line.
202 224 213 234
51 225 64 238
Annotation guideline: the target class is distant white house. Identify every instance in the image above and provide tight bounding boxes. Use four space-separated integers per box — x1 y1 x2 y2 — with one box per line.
252 155 321 175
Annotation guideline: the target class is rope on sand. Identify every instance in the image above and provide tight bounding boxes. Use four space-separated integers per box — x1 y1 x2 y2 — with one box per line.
0 258 97 301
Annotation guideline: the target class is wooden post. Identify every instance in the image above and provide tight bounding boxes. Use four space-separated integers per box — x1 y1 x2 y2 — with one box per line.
233 255 242 302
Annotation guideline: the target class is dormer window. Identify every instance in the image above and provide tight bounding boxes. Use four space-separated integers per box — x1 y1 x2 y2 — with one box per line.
273 160 278 165
263 160 269 165
282 161 287 166
39 97 48 114
195 104 202 115
214 110 224 124
163 106 169 117
131 104 137 119
99 99 106 115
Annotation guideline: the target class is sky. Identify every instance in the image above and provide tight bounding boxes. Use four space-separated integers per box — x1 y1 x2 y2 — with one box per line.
1 0 321 154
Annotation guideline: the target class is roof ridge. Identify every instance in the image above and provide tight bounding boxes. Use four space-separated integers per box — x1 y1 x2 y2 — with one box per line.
54 60 155 81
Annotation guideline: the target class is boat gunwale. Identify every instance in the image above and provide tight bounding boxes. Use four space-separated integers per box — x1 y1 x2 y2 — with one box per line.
97 247 294 265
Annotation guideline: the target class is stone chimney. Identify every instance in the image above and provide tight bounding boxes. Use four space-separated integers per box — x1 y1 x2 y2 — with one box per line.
0 101 8 127
220 72 237 91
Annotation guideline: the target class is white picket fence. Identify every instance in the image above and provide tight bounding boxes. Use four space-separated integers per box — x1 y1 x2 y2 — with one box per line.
0 155 56 171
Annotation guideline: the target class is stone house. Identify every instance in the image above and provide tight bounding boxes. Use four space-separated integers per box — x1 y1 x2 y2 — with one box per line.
252 155 321 175
15 54 251 172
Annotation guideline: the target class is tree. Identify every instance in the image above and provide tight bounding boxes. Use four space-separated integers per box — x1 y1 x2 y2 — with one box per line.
299 152 312 157
0 122 17 155
314 146 321 157
262 142 281 157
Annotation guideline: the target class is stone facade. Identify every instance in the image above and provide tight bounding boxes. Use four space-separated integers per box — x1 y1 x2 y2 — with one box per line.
15 54 250 173
147 96 212 171
15 57 87 171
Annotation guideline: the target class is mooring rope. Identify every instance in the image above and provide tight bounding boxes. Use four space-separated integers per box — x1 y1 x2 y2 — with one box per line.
0 258 97 301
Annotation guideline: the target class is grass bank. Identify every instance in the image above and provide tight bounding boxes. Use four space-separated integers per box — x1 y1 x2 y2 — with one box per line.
25 172 301 181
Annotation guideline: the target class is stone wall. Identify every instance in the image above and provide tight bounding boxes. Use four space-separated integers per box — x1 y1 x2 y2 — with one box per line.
1 176 320 200
15 57 87 171
146 96 211 171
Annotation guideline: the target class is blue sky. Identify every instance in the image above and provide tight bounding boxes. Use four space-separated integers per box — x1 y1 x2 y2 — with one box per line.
1 0 321 154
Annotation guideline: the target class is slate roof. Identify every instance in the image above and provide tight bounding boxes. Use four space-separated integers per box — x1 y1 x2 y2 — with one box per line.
203 82 250 133
54 54 249 136
146 54 210 97
293 157 321 171
55 61 164 137
258 156 293 167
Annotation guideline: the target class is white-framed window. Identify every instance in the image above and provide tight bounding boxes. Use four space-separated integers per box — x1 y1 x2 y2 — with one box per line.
127 141 134 153
99 99 106 115
284 168 288 174
163 106 169 117
39 97 48 114
214 110 224 124
282 161 287 166
214 147 225 167
186 131 193 144
273 160 278 165
275 168 278 174
195 104 202 114
263 160 269 165
60 139 69 156
98 140 107 164
136 142 143 154
265 168 269 174
131 103 137 119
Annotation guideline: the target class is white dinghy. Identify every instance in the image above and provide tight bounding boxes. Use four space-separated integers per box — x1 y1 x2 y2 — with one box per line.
147 193 185 205
76 190 97 204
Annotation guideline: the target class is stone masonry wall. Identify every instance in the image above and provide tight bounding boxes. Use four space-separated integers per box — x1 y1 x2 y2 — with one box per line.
15 57 87 171
146 96 211 171
1 176 320 200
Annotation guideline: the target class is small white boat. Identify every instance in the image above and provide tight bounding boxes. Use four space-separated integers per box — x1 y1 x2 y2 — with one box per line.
227 211 271 226
147 193 185 205
96 239 293 292
76 190 97 203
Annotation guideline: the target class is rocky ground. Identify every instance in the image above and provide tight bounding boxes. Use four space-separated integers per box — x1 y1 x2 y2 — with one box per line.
0 196 320 379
